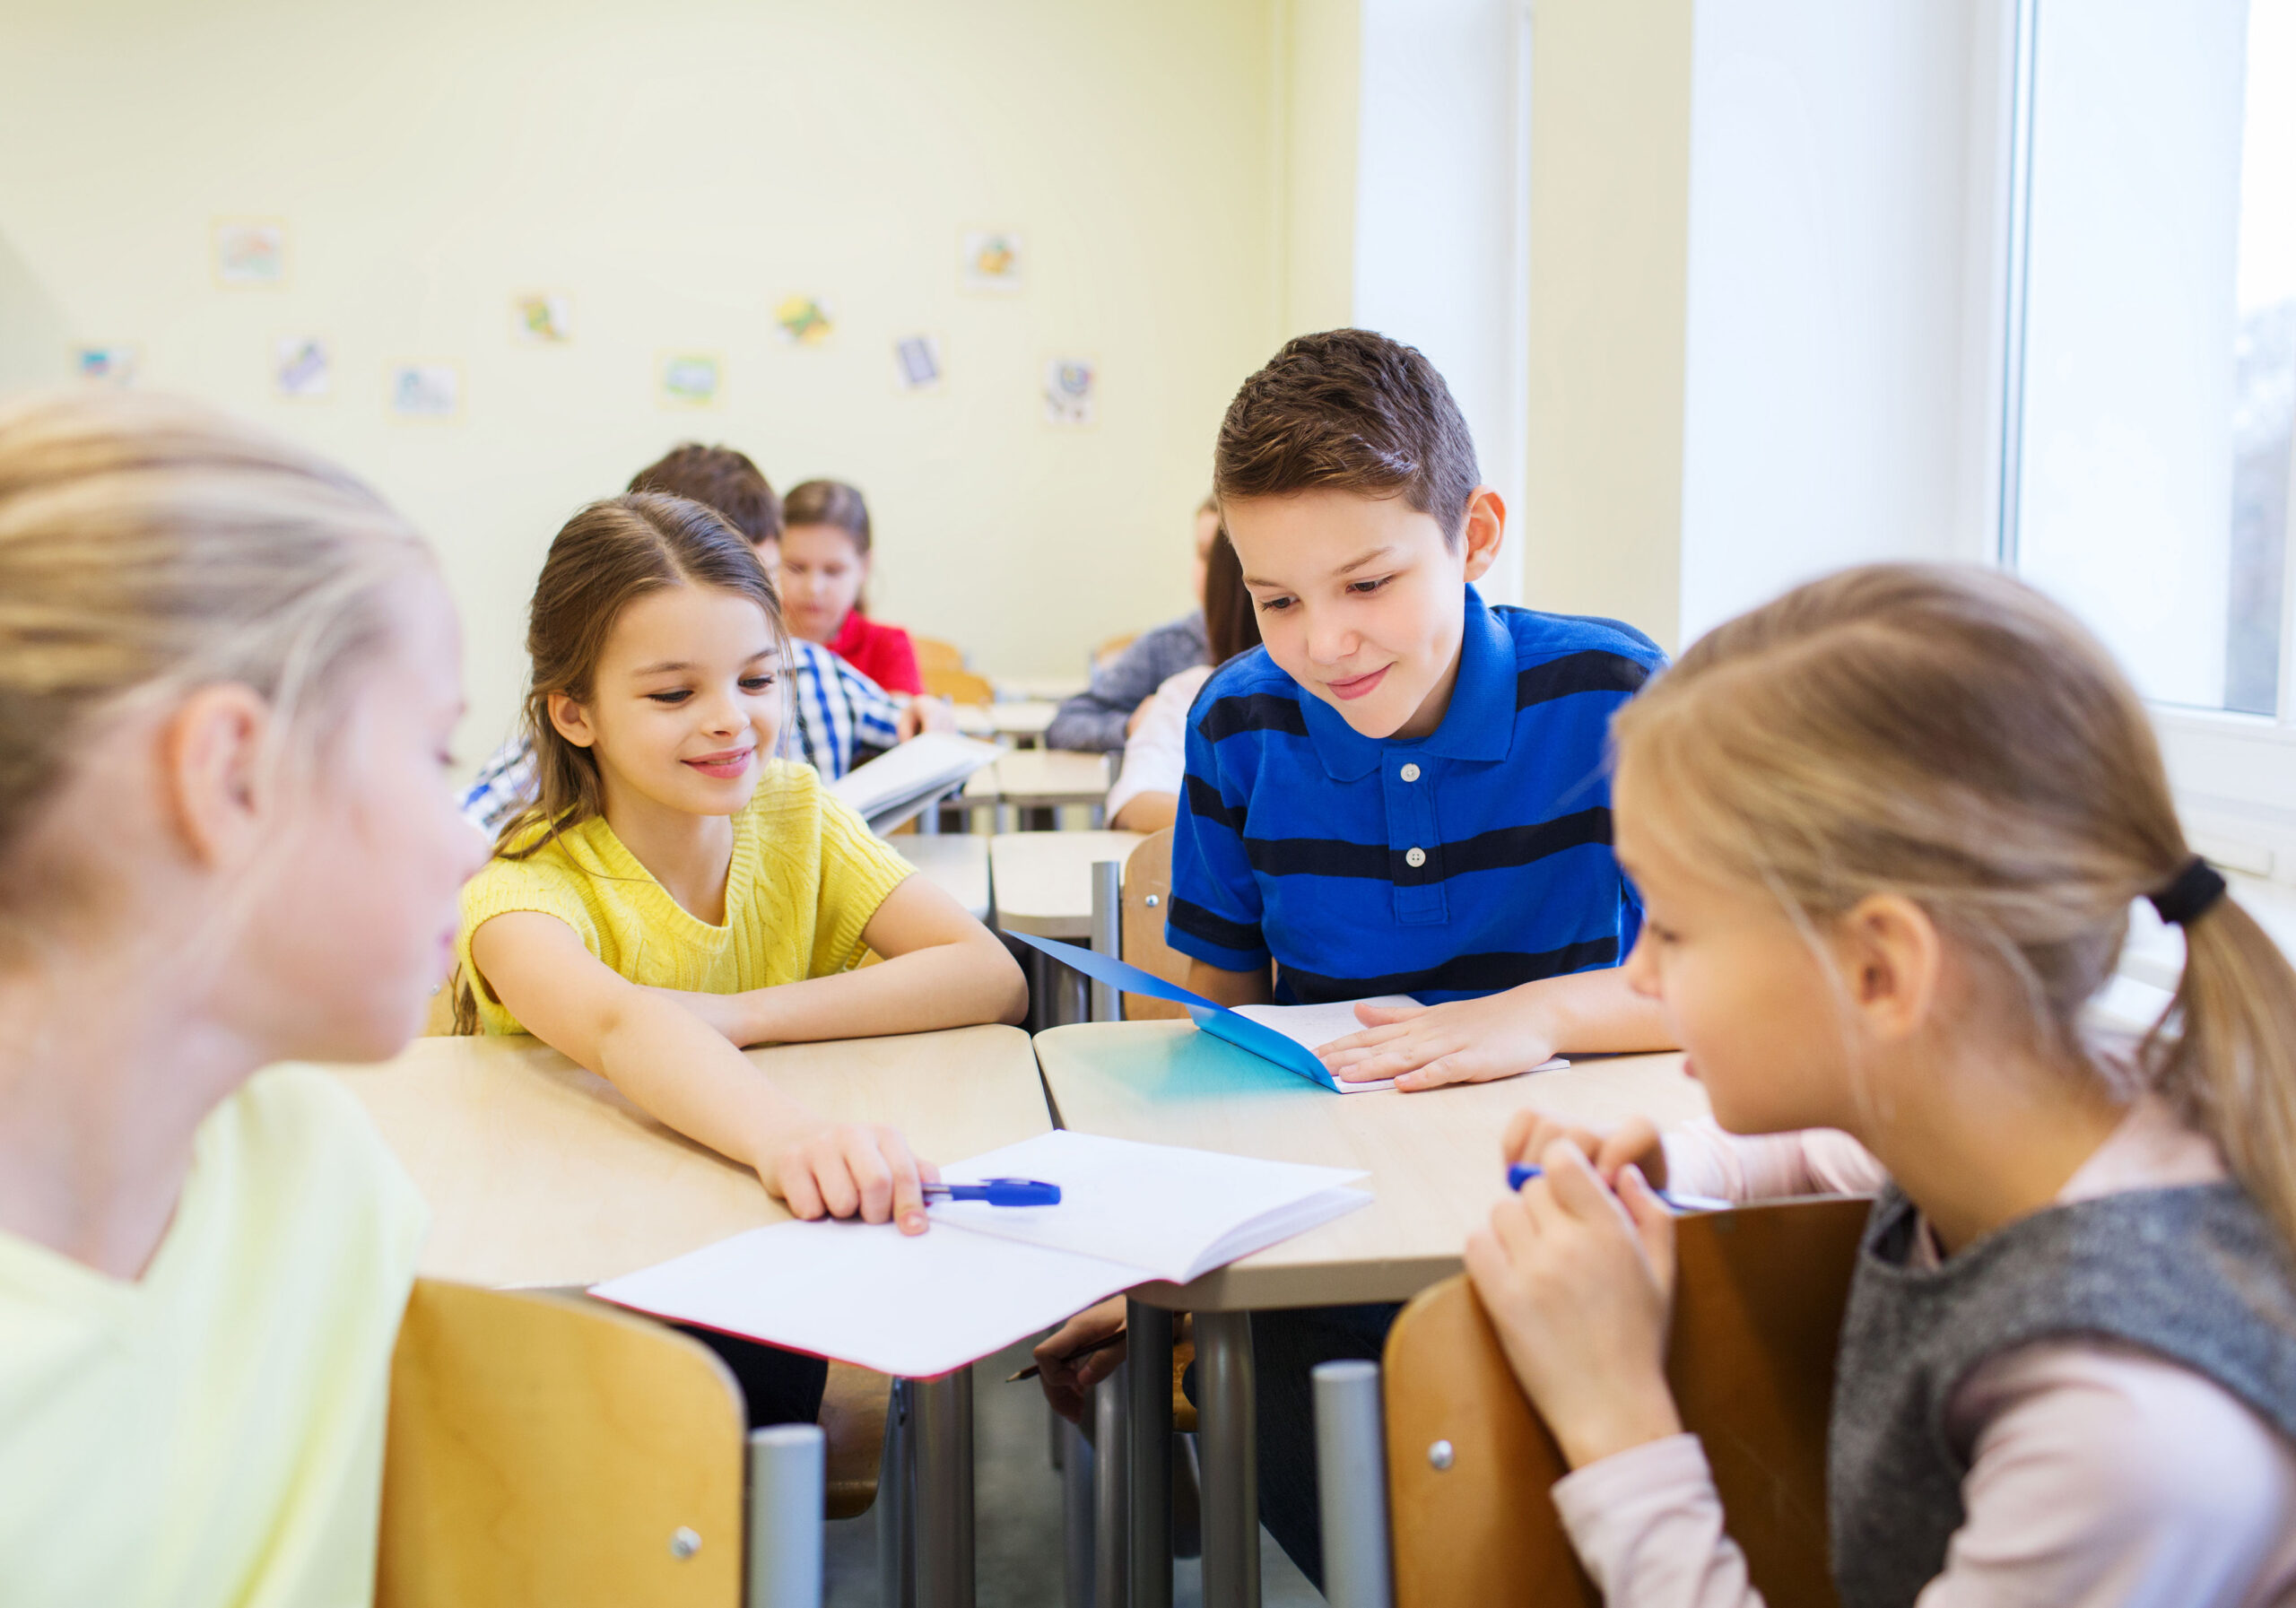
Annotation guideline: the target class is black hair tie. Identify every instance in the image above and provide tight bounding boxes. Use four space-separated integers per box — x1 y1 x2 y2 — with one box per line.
2150 856 2227 926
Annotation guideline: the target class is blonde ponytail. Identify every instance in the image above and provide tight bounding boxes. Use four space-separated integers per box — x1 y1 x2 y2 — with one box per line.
2156 899 2296 1250
1615 563 2296 1260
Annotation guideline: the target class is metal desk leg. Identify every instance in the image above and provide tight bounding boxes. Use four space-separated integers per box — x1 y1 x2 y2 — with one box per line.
1313 1360 1393 1608
1127 1300 1175 1608
1197 1310 1261 1608
878 1379 916 1608
1062 1412 1096 1608
1094 1363 1130 1608
913 1369 976 1608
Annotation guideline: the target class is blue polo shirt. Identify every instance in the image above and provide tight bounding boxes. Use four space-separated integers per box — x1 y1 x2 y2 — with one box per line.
1165 586 1664 1005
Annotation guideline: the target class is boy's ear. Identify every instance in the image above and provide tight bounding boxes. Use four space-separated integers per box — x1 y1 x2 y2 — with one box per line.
1458 486 1506 584
1832 893 1942 1043
546 691 597 749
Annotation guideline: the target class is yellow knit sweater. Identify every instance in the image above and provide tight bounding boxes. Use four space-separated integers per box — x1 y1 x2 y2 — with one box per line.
457 761 913 1036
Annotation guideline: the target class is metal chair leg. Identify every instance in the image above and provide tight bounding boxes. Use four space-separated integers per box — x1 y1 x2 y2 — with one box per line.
1313 1360 1394 1608
747 1423 826 1608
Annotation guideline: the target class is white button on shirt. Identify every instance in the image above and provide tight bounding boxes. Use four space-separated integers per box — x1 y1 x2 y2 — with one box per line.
1399 762 1422 783
1405 847 1427 868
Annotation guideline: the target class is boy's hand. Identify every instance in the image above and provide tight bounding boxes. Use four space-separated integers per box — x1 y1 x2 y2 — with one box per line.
1464 1142 1683 1469
1502 1109 1668 1189
1316 992 1560 1091
1033 1297 1128 1422
761 1120 940 1236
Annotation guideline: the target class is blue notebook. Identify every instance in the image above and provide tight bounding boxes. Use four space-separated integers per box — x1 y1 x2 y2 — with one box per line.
1004 931 1567 1093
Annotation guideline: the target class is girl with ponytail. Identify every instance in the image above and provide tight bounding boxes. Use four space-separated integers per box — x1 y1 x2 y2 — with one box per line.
1469 564 2296 1606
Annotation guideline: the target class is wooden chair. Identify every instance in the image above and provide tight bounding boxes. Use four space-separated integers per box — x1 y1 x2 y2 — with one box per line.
378 1279 760 1606
922 665 996 705
1091 631 1138 673
1119 829 1192 1021
911 636 967 674
820 1361 893 1519
1375 1197 1870 1608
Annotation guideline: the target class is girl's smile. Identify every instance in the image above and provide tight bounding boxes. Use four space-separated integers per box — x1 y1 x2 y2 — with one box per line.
683 745 755 780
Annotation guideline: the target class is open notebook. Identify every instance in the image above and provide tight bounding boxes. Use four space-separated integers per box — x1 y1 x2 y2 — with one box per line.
590 1129 1370 1378
826 732 1001 834
1004 931 1567 1092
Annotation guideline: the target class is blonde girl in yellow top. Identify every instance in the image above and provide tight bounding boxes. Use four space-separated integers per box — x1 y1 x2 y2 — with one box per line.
0 391 483 1604
457 493 1027 1237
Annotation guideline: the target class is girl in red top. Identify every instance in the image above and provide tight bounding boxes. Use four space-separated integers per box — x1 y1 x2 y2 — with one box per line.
778 479 923 694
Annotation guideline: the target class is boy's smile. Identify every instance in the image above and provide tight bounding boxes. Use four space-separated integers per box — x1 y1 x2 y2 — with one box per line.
1224 485 1503 741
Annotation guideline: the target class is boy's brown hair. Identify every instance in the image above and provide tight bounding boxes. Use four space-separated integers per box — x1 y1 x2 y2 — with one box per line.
1213 328 1480 545
629 443 781 546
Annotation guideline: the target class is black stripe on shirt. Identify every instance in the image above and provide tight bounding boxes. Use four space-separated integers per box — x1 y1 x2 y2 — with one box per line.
1240 806 1613 885
1516 650 1654 710
1183 774 1248 834
1277 938 1620 1004
1198 691 1311 744
1166 896 1265 956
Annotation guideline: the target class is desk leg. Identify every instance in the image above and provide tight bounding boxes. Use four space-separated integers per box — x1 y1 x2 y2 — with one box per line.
1062 1412 1096 1608
1197 1310 1261 1608
1093 1363 1129 1608
913 1369 976 1608
879 1379 918 1608
1126 1300 1175 1608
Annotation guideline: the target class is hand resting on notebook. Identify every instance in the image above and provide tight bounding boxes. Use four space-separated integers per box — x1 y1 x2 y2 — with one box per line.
1314 968 1674 1091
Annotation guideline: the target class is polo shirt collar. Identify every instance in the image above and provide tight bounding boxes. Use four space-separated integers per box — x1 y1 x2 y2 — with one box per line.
1302 584 1514 779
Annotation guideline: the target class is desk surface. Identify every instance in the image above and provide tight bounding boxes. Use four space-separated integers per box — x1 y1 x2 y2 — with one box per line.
1034 1021 1709 1310
895 831 991 920
328 1025 1048 1289
990 830 1144 938
978 748 1111 806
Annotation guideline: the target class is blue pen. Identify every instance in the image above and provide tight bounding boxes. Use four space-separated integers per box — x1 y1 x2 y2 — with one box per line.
923 1177 1063 1207
1507 1162 1729 1215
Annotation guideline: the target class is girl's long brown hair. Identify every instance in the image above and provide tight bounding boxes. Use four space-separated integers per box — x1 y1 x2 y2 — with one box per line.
1614 563 2296 1255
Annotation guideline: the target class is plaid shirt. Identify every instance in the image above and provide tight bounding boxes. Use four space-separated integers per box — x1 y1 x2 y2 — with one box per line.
458 637 903 835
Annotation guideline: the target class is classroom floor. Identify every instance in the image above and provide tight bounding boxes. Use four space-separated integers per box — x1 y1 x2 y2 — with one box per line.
824 1336 1326 1607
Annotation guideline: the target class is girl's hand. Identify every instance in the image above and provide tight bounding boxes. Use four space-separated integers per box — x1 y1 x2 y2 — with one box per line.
1033 1297 1128 1423
761 1121 940 1236
1501 1109 1668 1189
1316 994 1561 1091
1463 1141 1684 1469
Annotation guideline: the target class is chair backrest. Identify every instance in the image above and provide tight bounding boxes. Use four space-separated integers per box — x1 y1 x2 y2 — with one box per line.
378 1279 747 1607
1382 1196 1870 1608
922 665 996 705
1120 828 1191 1020
911 636 967 674
1091 631 1137 673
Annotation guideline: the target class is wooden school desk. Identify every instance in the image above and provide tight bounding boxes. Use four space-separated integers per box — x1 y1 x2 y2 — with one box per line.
1032 1021 1710 1608
957 748 1116 831
991 830 1142 1030
898 831 992 921
951 699 1059 748
328 1027 1050 1608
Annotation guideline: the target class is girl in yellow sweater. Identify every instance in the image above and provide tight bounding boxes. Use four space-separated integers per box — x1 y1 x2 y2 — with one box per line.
457 493 1026 1239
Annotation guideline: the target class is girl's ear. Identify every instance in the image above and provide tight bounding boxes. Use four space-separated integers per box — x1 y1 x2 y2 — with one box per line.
161 682 275 869
546 691 597 749
1833 892 1943 1043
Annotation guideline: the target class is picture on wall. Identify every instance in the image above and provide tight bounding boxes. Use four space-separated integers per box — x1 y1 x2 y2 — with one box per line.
213 219 287 287
894 334 943 392
274 336 331 399
660 352 723 407
388 362 460 421
74 344 139 386
1043 357 1096 427
511 292 574 344
774 295 835 346
960 229 1023 293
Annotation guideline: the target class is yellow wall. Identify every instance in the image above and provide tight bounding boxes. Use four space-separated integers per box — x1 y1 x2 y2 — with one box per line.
1275 0 1361 335
0 0 1291 759
1520 0 1694 652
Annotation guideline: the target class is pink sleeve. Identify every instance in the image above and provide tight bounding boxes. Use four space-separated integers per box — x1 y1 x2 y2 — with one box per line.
1659 1120 1888 1203
1914 1343 2296 1607
1551 1434 1765 1608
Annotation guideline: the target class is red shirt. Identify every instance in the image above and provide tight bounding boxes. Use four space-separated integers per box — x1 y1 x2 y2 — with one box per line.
826 610 923 695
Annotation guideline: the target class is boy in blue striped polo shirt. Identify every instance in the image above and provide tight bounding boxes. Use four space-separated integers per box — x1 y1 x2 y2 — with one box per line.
1178 327 1672 1586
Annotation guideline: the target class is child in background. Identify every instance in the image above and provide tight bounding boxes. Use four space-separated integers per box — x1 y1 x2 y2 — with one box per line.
1106 526 1261 833
459 445 913 834
778 479 925 695
1048 494 1221 753
1474 565 2296 1606
0 391 481 1604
